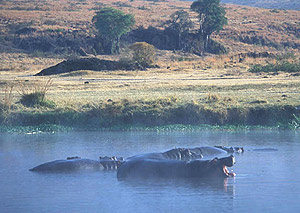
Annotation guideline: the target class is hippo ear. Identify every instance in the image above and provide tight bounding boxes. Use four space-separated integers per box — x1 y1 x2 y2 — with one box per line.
210 157 219 164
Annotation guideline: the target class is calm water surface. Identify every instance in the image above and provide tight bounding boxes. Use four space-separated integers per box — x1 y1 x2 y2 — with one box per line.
0 130 300 213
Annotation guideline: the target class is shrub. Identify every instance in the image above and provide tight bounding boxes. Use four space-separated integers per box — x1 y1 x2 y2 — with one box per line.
129 42 156 68
249 61 300 73
118 57 137 70
205 93 221 103
18 78 56 108
206 39 227 54
19 92 55 108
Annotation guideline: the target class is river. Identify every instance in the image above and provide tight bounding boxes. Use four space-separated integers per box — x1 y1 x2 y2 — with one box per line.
0 130 300 212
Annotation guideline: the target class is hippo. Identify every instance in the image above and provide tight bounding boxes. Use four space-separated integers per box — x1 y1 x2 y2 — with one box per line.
29 156 123 172
127 148 203 161
117 155 236 180
214 146 244 154
187 146 244 158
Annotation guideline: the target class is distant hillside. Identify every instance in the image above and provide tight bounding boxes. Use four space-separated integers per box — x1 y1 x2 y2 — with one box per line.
183 0 300 10
0 0 299 56
222 0 300 10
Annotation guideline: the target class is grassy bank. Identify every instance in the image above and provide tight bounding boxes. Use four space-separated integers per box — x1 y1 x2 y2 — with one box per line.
1 98 300 133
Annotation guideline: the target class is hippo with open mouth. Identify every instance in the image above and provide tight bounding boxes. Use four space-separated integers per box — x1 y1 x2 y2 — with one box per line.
117 155 236 180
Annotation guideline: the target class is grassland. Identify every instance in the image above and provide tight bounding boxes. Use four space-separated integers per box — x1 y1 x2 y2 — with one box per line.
0 0 300 131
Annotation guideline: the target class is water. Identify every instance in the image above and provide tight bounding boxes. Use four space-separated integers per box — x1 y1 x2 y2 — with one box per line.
0 131 300 213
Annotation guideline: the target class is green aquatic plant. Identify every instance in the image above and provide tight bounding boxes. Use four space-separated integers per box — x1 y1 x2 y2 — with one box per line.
0 124 73 133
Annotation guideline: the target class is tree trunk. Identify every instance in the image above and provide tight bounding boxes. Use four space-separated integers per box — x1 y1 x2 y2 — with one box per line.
116 36 120 54
204 34 209 51
178 32 182 50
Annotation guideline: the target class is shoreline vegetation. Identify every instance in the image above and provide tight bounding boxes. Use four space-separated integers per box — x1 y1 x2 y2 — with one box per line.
1 98 300 133
0 122 298 134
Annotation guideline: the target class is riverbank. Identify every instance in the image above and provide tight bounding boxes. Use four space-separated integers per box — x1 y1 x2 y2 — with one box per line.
1 100 299 133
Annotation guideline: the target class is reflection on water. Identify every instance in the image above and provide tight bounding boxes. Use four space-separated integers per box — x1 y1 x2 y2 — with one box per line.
0 131 300 212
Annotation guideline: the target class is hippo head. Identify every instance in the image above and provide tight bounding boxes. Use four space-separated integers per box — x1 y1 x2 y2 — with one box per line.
211 155 236 177
188 155 236 178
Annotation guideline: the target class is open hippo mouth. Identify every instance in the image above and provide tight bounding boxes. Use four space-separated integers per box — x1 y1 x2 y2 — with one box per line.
223 165 235 177
219 155 236 177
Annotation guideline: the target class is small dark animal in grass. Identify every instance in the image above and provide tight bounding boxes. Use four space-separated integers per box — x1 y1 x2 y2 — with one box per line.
117 155 236 180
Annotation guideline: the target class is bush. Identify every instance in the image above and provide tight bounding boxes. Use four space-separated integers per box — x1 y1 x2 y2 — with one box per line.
18 78 55 108
206 39 227 54
249 61 300 73
19 92 56 108
129 42 156 68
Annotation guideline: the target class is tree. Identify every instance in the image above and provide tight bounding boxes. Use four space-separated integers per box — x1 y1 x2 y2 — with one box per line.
191 0 227 49
92 7 135 54
164 10 194 49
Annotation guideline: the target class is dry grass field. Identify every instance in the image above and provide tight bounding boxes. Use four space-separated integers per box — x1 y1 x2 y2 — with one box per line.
1 54 299 113
0 0 300 128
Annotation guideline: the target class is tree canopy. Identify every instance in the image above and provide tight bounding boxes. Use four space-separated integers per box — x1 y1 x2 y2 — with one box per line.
92 7 135 54
164 10 194 49
191 0 227 38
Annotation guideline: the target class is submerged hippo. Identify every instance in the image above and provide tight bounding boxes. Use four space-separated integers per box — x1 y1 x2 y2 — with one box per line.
117 155 236 180
29 156 123 172
189 146 244 157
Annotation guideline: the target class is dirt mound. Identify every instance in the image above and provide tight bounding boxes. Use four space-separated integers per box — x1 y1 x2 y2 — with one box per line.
34 57 157 76
35 57 119 76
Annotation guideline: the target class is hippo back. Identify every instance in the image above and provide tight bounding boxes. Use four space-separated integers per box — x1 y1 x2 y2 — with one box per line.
29 159 103 172
190 146 228 157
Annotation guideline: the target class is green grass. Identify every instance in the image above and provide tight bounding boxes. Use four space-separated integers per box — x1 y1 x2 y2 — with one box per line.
0 123 286 134
1 98 299 132
249 61 300 73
